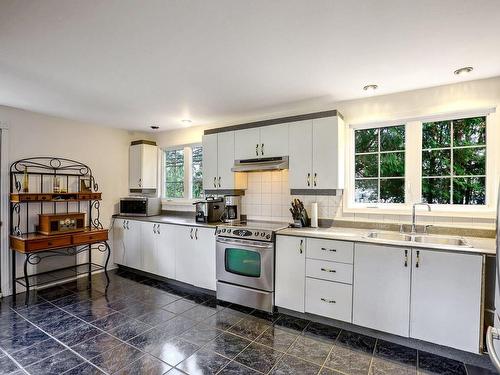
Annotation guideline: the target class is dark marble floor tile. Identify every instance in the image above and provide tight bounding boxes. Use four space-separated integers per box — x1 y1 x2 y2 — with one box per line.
303 321 341 343
369 357 416 374
286 335 332 365
163 299 197 314
25 349 84 375
127 328 170 352
11 337 65 367
28 308 71 326
203 310 243 331
319 368 344 375
418 351 466 375
273 315 309 333
218 361 259 375
120 302 160 319
156 315 196 337
374 339 417 367
150 337 200 366
234 342 283 373
465 364 498 375
108 319 152 341
114 353 171 375
337 330 377 354
38 314 84 336
179 323 222 346
250 310 281 323
15 302 59 320
0 319 36 340
270 354 321 375
325 343 373 375
4 292 46 309
70 304 116 323
136 309 176 326
51 293 90 308
224 304 254 315
0 327 50 353
72 332 122 359
181 304 219 322
178 348 230 375
228 317 270 340
37 287 75 301
255 326 298 352
56 323 103 346
140 293 180 307
0 354 22 374
89 343 144 374
63 361 105 374
91 311 134 331
181 292 212 305
204 332 251 359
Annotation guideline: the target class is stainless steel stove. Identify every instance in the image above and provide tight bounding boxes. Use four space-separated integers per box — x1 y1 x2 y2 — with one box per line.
215 221 289 312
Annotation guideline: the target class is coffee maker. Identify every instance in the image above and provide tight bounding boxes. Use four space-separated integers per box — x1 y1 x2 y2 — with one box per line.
224 195 241 224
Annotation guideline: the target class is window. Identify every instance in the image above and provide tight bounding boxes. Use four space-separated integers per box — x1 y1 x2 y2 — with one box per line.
164 145 203 199
422 116 486 205
354 125 405 203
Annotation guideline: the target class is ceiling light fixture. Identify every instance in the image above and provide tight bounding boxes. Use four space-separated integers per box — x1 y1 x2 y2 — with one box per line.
181 119 192 125
454 66 473 76
363 84 378 92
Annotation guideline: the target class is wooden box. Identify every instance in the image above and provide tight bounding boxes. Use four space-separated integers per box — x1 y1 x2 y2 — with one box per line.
37 212 85 235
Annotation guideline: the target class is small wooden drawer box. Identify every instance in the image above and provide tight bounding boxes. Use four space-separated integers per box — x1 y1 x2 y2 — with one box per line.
37 212 85 235
27 237 73 251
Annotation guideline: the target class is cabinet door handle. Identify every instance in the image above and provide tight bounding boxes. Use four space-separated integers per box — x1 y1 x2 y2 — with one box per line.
261 143 264 155
126 221 129 230
256 144 259 156
321 298 336 304
138 178 142 187
157 225 160 235
307 173 310 187
195 228 198 240
218 177 221 188
404 249 408 267
313 173 317 187
321 267 336 273
299 239 303 254
153 224 157 234
190 228 194 239
213 177 217 188
321 247 336 252
123 221 126 229
416 250 420 268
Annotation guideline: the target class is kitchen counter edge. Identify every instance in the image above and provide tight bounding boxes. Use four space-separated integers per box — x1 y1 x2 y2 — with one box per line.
112 214 218 229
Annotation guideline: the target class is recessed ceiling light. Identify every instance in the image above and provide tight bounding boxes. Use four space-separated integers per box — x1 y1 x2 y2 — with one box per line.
181 119 192 125
363 84 378 92
150 125 159 130
454 66 473 76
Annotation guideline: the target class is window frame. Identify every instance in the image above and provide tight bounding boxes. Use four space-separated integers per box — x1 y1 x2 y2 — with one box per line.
345 109 496 216
162 143 202 202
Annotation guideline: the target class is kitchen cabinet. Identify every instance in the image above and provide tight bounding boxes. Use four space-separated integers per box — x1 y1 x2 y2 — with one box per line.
305 277 352 323
275 235 306 312
234 124 289 160
202 132 247 191
156 224 176 279
410 249 482 353
113 218 141 269
353 244 411 337
141 222 157 274
289 116 345 190
129 142 158 190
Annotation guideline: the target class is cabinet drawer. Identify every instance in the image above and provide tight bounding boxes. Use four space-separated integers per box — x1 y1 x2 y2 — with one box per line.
306 238 353 264
305 277 352 323
73 231 108 245
28 237 72 251
37 194 52 201
306 259 353 284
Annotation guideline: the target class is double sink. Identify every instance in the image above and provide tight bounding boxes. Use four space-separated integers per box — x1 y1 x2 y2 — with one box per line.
365 231 472 247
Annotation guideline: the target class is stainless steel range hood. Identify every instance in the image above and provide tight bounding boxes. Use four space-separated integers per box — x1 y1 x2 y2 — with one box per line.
231 156 289 172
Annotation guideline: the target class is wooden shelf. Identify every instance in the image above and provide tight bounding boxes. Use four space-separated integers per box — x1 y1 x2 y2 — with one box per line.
10 228 108 253
10 192 102 203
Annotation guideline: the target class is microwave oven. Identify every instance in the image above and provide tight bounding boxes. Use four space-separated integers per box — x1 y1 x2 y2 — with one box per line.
119 196 161 216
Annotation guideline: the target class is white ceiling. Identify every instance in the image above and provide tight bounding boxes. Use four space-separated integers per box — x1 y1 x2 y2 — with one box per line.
1 0 499 131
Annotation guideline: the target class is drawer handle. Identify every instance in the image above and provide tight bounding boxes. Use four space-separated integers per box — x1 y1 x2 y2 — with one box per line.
321 247 336 252
320 267 336 273
47 241 53 246
321 298 336 304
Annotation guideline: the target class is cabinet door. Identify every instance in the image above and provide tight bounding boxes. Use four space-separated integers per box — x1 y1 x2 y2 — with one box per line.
353 244 411 337
123 220 142 269
288 120 313 189
157 224 176 279
193 227 216 290
260 124 288 157
129 145 142 189
175 226 197 285
113 219 126 265
410 249 482 353
217 131 237 189
202 134 218 190
140 222 157 274
141 144 158 189
234 128 261 160
275 236 306 312
312 116 343 189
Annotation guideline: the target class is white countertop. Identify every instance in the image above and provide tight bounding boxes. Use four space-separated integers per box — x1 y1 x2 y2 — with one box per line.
277 227 496 255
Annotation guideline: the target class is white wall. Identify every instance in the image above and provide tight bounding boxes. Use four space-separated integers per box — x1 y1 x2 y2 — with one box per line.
155 76 500 229
0 105 150 294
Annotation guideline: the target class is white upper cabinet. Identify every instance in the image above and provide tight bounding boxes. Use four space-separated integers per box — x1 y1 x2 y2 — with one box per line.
289 116 345 190
410 249 482 353
202 132 247 190
129 142 158 190
234 124 289 160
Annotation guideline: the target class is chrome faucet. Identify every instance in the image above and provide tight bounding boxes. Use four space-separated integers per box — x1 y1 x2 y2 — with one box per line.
412 202 431 234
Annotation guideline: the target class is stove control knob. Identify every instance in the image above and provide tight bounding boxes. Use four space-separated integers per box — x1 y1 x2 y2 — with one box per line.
222 228 226 233
261 232 265 237
217 229 221 234
227 229 231 234
254 231 259 237
266 234 271 239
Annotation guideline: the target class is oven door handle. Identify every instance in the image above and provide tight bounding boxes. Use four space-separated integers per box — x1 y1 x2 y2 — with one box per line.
216 237 273 249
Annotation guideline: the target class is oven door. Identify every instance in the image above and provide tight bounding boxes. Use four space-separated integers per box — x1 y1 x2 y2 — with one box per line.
216 237 274 292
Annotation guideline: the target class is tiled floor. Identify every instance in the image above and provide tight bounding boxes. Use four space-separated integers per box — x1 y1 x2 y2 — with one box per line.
0 270 496 375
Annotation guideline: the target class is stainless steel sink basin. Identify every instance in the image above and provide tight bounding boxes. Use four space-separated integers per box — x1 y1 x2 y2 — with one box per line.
412 235 471 247
366 232 412 241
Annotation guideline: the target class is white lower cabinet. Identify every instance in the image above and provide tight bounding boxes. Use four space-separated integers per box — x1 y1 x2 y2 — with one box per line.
410 249 482 353
157 224 176 279
305 277 352 323
113 219 142 269
140 222 158 274
275 236 306 312
353 243 411 337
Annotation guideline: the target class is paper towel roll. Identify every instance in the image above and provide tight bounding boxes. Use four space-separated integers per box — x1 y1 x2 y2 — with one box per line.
311 202 318 228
